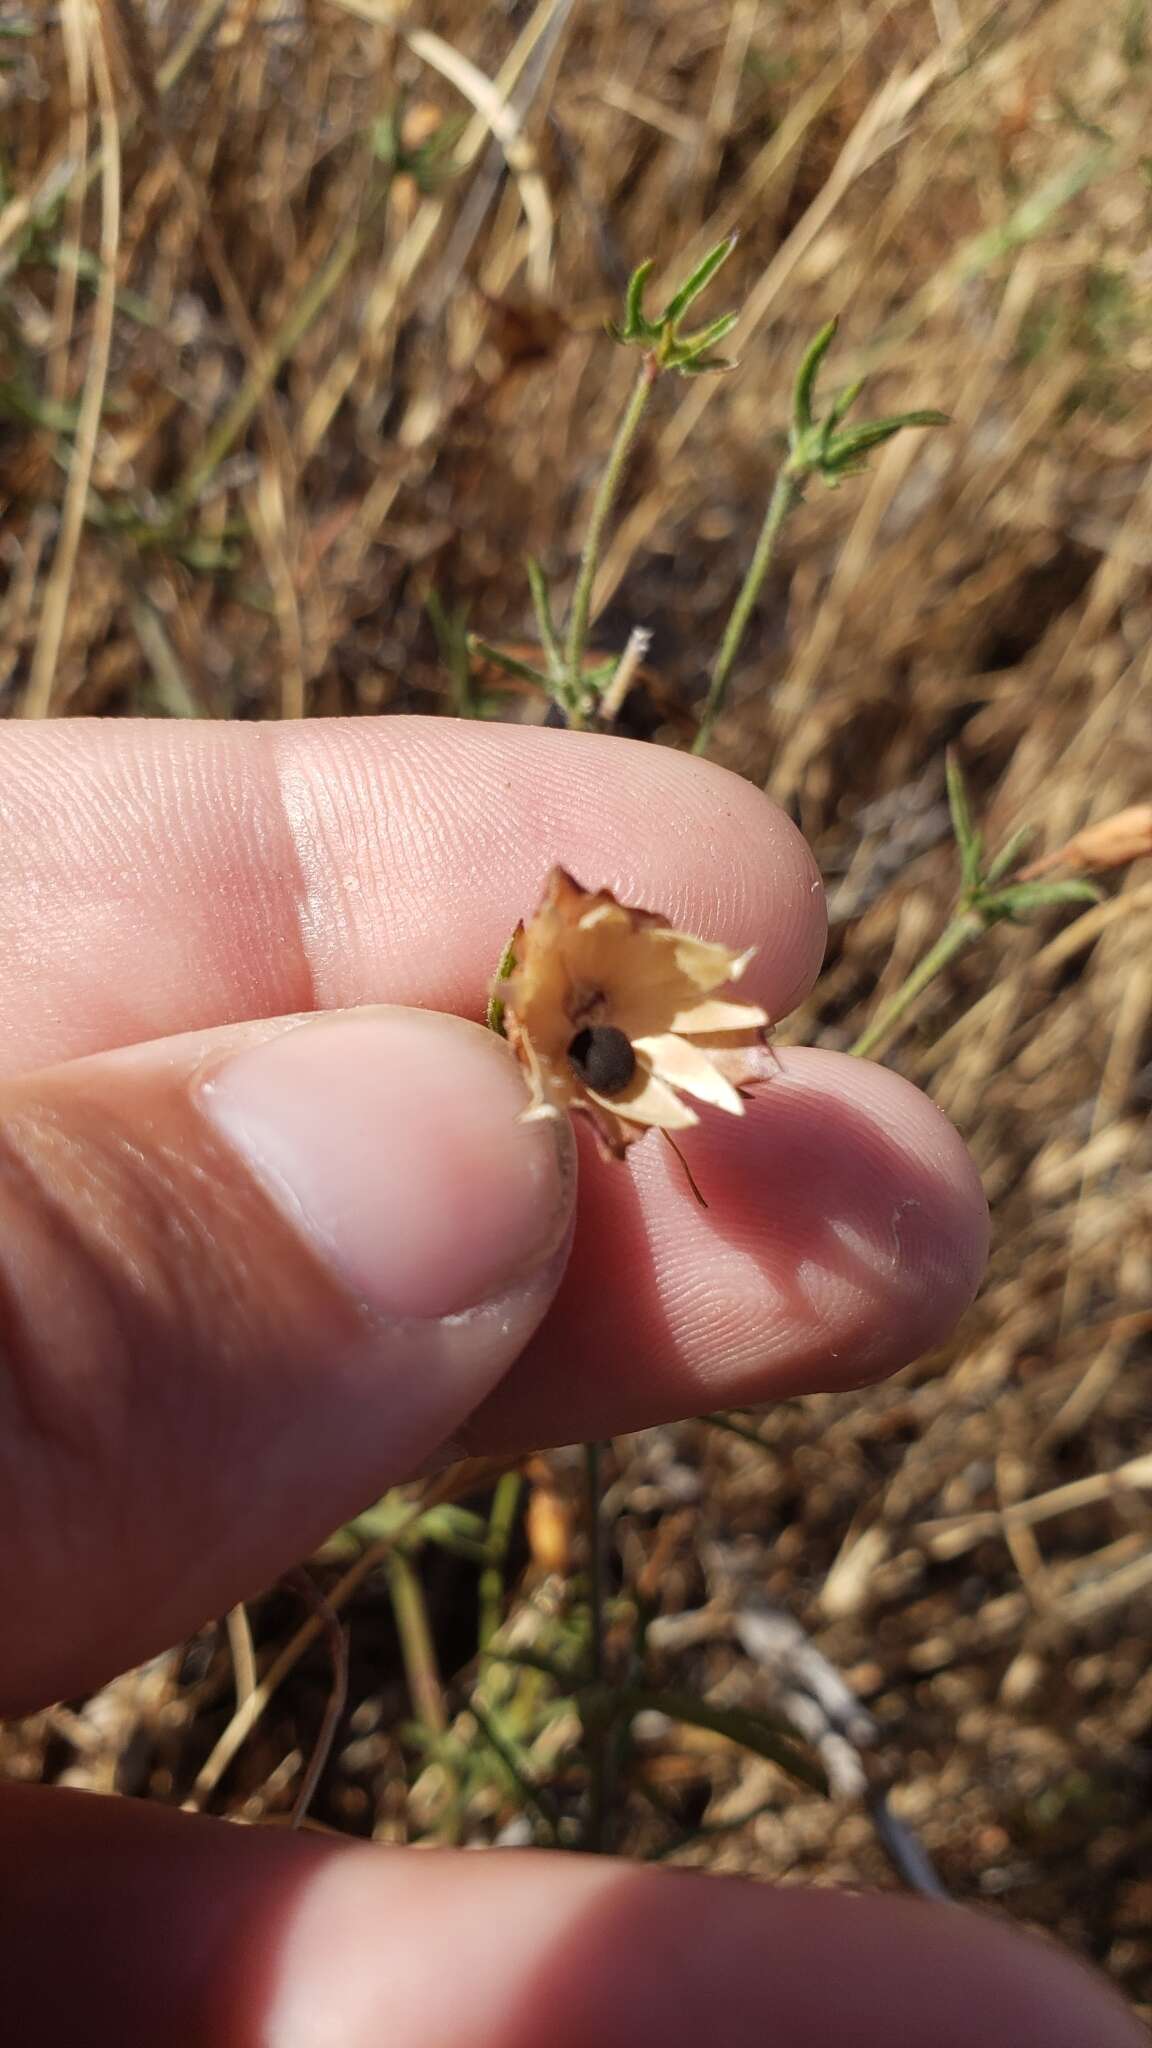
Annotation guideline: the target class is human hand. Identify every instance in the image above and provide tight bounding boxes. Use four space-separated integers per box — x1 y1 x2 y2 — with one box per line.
0 719 1138 2045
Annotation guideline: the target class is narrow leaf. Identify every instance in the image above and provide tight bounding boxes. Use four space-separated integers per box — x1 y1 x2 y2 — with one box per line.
675 308 741 356
827 411 948 464
945 750 983 890
526 557 563 677
983 822 1035 885
621 258 655 341
992 878 1103 919
425 589 475 717
792 317 839 435
826 377 865 430
466 636 549 688
662 233 738 328
678 353 737 376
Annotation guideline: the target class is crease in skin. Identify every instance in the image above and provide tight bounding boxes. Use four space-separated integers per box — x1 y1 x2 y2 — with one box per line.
264 733 345 1018
268 719 826 1022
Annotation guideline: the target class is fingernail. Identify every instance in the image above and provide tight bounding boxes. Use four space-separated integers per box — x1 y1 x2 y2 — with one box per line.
200 1009 573 1320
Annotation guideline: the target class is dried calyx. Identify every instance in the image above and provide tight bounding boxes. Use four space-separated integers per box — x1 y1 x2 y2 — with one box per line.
497 866 775 1160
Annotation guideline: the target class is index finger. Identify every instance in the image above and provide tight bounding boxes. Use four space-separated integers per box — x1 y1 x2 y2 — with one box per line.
0 719 825 1077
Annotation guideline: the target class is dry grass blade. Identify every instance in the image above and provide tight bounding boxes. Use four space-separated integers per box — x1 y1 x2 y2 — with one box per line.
44 0 90 417
329 0 557 294
246 463 309 719
300 0 571 460
21 0 120 719
185 1511 422 1809
225 1603 257 1707
921 1450 1152 1560
283 1569 350 1831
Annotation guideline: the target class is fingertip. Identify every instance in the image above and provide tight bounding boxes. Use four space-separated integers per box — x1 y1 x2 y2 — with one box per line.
3 1793 1139 2048
468 1044 989 1449
619 743 828 1018
265 1855 1145 2048
768 1048 990 1381
670 1045 989 1396
273 720 827 1025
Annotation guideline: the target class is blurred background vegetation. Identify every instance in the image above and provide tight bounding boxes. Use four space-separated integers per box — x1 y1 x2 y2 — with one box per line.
2 0 1150 2016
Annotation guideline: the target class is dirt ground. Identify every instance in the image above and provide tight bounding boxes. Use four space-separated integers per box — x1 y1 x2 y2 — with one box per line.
2 0 1150 2018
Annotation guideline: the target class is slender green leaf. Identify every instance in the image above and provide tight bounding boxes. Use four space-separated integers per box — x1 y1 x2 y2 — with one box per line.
991 878 1102 920
661 234 738 327
828 410 949 464
792 316 839 435
526 556 563 678
946 750 983 891
983 822 1035 885
826 377 865 430
426 590 475 717
466 635 549 688
619 257 655 341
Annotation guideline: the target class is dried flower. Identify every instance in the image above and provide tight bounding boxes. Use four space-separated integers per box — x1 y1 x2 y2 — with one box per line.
1016 805 1152 880
498 867 774 1159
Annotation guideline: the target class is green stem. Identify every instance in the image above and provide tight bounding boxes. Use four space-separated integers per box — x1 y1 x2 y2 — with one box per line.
467 1693 562 1844
563 360 659 710
702 1411 774 1451
693 466 803 755
171 215 366 513
849 910 984 1060
478 1469 523 1652
580 1685 826 1794
386 1546 447 1735
585 1442 606 1686
526 558 564 681
467 637 549 688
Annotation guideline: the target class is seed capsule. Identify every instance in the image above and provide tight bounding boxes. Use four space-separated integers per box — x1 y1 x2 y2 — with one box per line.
566 1024 637 1095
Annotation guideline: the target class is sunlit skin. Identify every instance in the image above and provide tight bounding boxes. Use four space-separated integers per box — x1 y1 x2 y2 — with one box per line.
0 719 1140 2047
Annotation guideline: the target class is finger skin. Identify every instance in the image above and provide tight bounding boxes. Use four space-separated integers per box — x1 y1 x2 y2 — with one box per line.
0 1011 574 1713
0 718 987 1716
468 1046 989 1452
0 1026 983 1714
0 718 826 1076
0 1788 1142 2048
0 715 986 1426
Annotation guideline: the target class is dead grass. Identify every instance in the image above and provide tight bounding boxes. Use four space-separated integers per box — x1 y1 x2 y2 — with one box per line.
1 0 1150 2014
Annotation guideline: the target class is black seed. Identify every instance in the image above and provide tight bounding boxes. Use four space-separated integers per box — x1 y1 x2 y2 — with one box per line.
567 1024 637 1095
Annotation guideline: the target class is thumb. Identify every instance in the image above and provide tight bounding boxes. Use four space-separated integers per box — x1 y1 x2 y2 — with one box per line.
0 1007 575 1712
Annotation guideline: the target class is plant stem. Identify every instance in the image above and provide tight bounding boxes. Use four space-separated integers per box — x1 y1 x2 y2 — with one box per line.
467 1692 562 1844
583 1440 611 1851
563 360 658 709
692 466 803 756
386 1546 447 1735
849 909 984 1060
580 1684 826 1794
526 557 564 681
585 1442 606 1685
171 219 365 514
467 637 549 688
478 1469 523 1652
